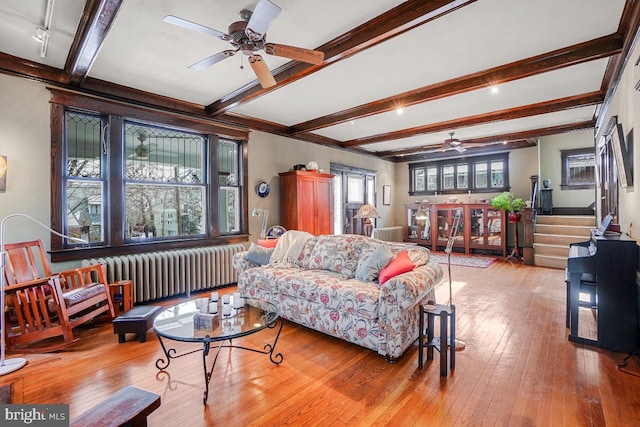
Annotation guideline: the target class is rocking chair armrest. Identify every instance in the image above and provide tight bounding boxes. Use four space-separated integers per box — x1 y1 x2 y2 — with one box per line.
4 275 60 292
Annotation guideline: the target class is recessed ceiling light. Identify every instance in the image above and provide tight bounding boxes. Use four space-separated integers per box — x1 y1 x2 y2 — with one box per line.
350 121 355 125
396 108 404 115
490 85 499 94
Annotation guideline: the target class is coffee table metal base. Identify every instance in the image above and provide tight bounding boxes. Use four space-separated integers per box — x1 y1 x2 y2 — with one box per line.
155 317 283 404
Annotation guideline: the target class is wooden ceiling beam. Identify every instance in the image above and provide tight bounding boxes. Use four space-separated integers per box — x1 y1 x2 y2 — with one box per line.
288 34 622 134
65 0 123 86
205 0 476 116
342 91 604 147
378 120 596 159
394 140 536 163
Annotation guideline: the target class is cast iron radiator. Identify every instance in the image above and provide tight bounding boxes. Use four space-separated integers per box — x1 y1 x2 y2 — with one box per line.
372 226 404 242
82 244 245 303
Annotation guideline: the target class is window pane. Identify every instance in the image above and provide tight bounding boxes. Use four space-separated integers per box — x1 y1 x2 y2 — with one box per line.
218 139 238 185
66 113 102 178
427 167 437 191
414 169 425 191
125 184 205 239
568 153 595 184
442 165 455 189
67 180 103 243
347 175 365 203
457 164 468 189
366 176 375 205
219 187 239 233
475 163 488 188
125 123 204 184
491 161 504 188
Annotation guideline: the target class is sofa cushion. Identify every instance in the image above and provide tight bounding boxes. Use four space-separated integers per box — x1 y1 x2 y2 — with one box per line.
384 242 430 267
293 237 318 269
379 250 415 285
258 238 278 248
355 244 394 282
246 242 274 265
308 235 378 278
241 266 380 320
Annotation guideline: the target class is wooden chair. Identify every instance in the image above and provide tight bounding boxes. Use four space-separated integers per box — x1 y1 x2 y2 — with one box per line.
3 239 115 353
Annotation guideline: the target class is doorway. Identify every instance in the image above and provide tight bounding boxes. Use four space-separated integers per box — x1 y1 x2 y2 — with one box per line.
330 163 377 235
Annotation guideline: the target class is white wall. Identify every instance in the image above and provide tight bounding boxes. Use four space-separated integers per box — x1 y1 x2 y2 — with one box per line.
538 129 596 209
0 74 53 247
595 39 640 239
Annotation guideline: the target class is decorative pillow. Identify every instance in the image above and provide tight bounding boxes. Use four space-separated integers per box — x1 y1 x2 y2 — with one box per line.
246 243 275 265
355 245 394 282
258 238 278 248
378 250 416 285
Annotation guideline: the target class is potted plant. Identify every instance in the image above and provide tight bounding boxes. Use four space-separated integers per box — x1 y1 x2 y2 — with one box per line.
491 191 526 222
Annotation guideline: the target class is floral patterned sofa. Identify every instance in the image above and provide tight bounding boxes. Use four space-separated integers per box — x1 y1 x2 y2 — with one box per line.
233 234 443 361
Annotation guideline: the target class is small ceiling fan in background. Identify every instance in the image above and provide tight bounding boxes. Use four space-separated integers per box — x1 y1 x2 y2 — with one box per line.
163 0 325 88
437 132 492 153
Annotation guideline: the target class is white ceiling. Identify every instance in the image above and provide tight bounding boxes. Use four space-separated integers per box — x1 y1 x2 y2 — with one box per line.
0 0 630 161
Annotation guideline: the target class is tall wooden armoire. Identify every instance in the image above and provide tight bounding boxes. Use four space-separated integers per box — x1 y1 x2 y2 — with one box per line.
279 170 334 235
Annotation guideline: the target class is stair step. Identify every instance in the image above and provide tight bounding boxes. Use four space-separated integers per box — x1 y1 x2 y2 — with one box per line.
533 243 569 257
536 215 595 227
534 254 567 270
535 223 592 237
534 233 588 246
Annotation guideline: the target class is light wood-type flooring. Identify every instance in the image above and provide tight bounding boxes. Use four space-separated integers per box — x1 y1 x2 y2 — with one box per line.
2 260 640 426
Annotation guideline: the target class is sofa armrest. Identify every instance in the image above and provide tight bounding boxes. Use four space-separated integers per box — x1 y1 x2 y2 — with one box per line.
233 251 259 277
379 261 443 310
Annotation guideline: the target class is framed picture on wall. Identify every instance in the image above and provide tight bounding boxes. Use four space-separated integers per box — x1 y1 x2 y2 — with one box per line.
609 117 633 187
0 155 6 192
383 185 391 205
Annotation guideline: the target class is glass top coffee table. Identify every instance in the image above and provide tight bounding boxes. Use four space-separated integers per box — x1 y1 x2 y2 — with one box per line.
153 296 283 404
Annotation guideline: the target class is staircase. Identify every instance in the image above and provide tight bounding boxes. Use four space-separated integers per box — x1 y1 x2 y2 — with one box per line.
533 215 595 269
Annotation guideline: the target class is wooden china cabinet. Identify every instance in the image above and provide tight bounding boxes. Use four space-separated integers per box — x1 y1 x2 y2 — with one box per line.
404 203 506 256
279 170 334 235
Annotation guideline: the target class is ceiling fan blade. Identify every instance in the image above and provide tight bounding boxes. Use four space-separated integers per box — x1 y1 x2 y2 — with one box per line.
264 43 324 65
162 15 229 41
249 54 276 88
189 50 235 71
246 0 282 41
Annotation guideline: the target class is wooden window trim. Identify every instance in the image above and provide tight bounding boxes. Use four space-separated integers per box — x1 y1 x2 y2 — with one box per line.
49 89 249 262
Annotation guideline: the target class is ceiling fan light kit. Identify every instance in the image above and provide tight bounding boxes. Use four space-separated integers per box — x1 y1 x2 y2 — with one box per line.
163 0 324 89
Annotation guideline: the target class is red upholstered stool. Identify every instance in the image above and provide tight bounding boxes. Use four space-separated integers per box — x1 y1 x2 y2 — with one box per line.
113 305 163 343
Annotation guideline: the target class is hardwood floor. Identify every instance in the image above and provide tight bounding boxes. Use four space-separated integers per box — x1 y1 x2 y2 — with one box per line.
2 260 640 426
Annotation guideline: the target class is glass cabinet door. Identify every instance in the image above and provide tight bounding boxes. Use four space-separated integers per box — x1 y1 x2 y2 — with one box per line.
469 207 485 246
486 209 503 248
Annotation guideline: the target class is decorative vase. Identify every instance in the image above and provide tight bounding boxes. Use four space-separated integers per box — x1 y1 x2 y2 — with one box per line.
542 179 550 189
508 212 522 223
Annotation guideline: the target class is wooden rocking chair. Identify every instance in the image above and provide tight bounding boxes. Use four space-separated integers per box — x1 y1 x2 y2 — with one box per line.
3 239 116 353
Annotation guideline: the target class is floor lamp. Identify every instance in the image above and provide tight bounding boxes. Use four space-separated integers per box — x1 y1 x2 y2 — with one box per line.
0 213 86 376
251 208 269 239
444 208 466 351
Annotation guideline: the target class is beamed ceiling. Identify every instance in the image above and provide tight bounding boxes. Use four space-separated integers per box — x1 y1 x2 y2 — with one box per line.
0 0 638 162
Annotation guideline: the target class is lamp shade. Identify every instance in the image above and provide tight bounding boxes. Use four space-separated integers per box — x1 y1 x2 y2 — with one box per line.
354 204 381 219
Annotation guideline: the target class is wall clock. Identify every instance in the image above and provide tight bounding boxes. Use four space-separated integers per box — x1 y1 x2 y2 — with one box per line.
256 181 270 198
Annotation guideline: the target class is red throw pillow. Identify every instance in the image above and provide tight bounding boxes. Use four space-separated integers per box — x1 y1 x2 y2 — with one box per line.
258 238 278 248
378 250 415 285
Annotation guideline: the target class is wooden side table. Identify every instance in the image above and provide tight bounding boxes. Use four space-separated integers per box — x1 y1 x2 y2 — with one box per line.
418 302 455 376
108 280 134 316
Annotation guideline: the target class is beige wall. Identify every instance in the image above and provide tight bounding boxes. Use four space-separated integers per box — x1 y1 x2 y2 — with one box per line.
0 74 52 247
539 129 596 209
595 39 640 239
247 131 396 240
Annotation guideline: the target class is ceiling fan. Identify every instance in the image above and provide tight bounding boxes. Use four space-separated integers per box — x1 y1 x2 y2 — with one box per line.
438 132 494 153
163 0 325 89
